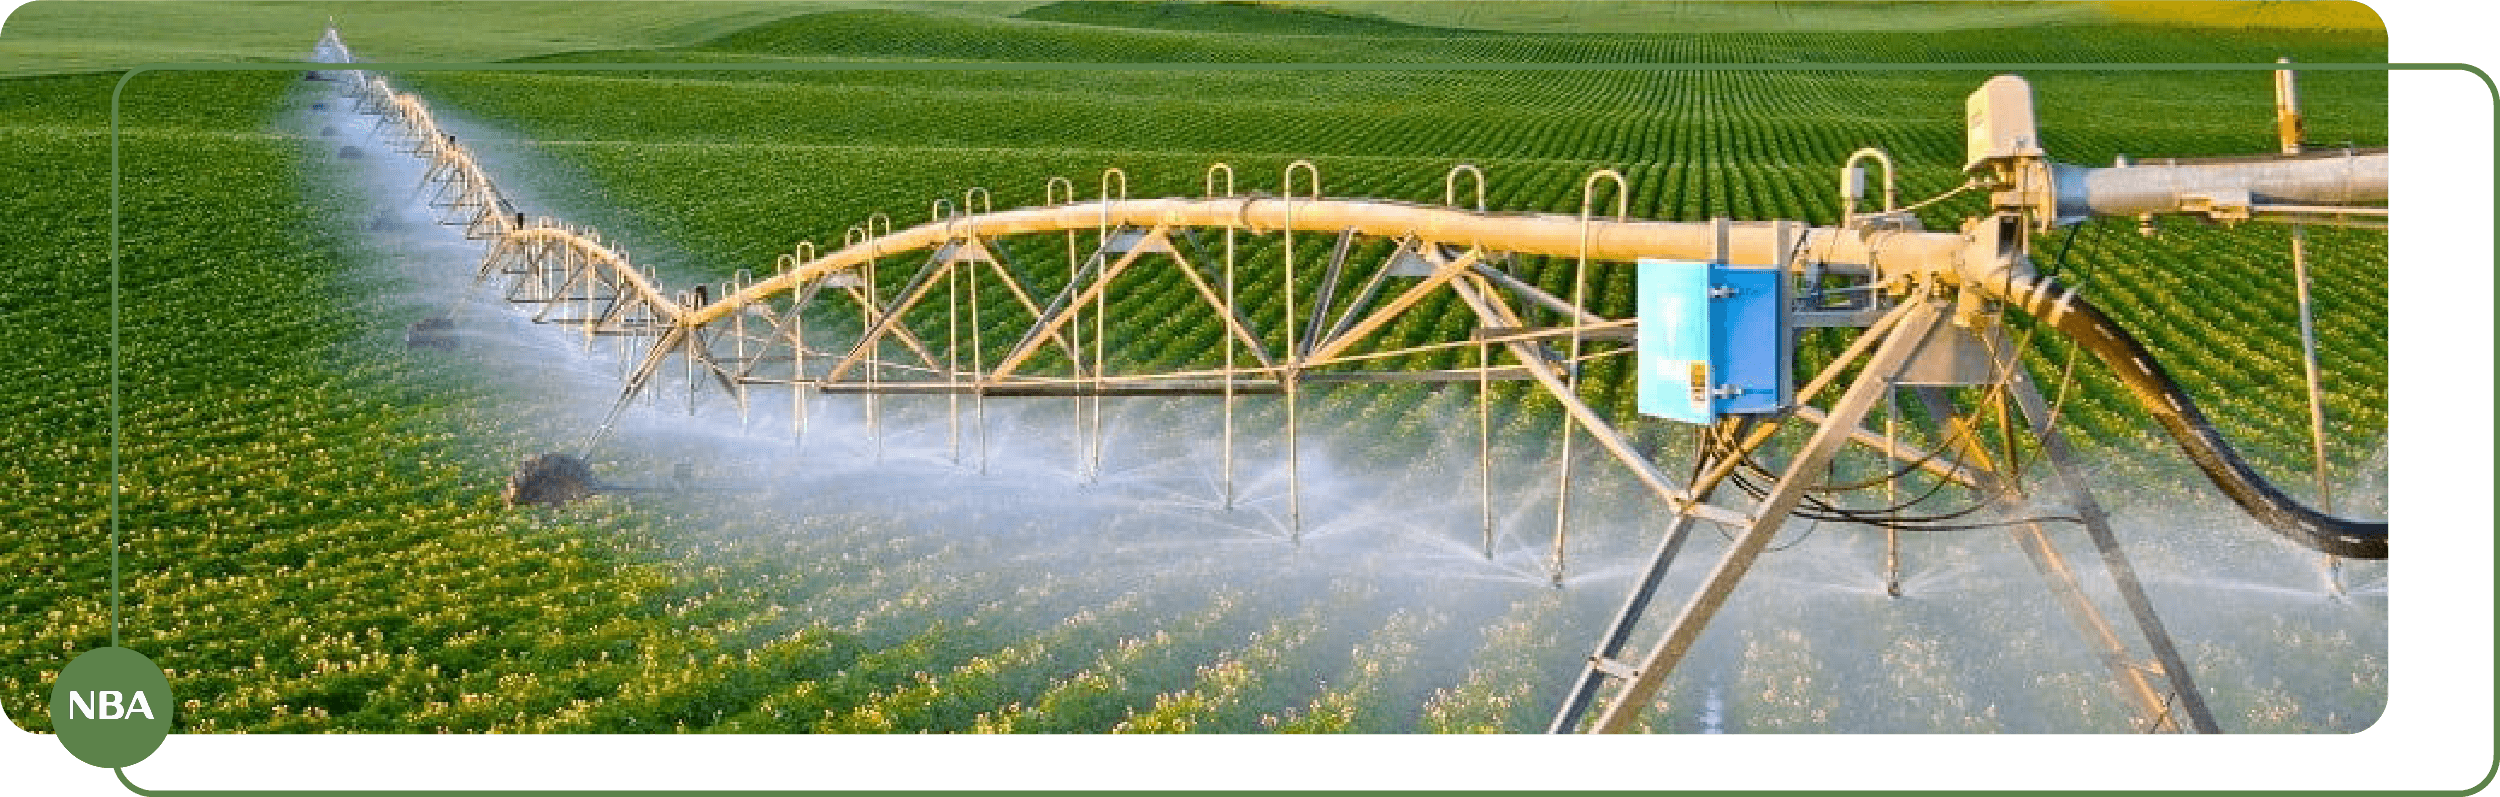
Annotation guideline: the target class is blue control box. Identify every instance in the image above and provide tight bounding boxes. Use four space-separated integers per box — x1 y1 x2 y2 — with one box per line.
1636 260 1789 425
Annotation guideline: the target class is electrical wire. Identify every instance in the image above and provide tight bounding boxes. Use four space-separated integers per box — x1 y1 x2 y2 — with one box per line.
1701 419 1995 537
1896 179 1986 213
2040 217 2093 280
1690 286 2122 542
1676 210 2185 546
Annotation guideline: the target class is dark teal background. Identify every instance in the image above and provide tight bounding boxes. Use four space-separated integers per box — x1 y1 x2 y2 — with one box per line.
0 1 2490 794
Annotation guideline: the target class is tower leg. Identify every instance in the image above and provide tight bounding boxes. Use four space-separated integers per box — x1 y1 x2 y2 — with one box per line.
2005 368 2223 733
1547 414 1760 732
1586 299 1944 733
1914 384 2179 731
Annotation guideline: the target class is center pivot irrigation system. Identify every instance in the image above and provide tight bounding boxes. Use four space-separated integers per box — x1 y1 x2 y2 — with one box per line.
313 26 2386 733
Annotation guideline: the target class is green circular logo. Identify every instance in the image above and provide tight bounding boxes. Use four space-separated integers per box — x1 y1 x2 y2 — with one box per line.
49 647 172 768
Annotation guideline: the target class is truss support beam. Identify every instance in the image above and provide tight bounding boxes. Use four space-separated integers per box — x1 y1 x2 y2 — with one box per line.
1446 280 1746 529
817 382 1285 397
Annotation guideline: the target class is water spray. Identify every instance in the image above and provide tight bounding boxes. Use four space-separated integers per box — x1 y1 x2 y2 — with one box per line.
312 24 2386 735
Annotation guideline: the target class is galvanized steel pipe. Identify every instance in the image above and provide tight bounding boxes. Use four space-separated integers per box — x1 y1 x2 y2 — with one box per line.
2053 151 2387 220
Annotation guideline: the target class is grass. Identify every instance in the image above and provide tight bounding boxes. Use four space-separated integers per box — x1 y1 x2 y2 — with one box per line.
2094 0 2385 30
1321 1 2385 34
0 0 2388 78
1 68 952 735
0 1 1049 76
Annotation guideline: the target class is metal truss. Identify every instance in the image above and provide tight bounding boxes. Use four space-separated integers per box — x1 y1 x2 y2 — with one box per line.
325 30 2387 735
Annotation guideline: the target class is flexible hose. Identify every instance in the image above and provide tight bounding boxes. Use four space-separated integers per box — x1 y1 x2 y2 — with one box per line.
1992 274 2387 559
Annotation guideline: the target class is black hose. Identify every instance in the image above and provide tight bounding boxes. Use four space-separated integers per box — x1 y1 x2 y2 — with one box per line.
1994 275 2388 559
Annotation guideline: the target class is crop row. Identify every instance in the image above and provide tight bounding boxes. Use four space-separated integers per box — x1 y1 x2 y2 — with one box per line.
3 6 2390 734
316 9 2387 736
595 5 2386 67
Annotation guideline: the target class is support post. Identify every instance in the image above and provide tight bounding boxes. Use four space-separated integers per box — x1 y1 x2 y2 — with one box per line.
1552 170 1626 587
734 270 752 429
1222 220 1239 509
948 251 962 464
1205 164 1239 508
1283 161 1319 540
971 256 989 474
2289 225 2341 593
791 301 806 444
866 257 882 460
1479 333 1495 559
1094 171 1124 483
1090 247 1108 483
684 294 698 416
1051 184 1081 482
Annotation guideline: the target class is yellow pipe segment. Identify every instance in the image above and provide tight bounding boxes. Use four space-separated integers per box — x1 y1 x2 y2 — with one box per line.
499 229 690 320
686 199 1976 328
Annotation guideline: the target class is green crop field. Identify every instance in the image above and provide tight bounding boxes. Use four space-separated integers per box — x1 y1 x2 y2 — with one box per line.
3 1 2387 739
